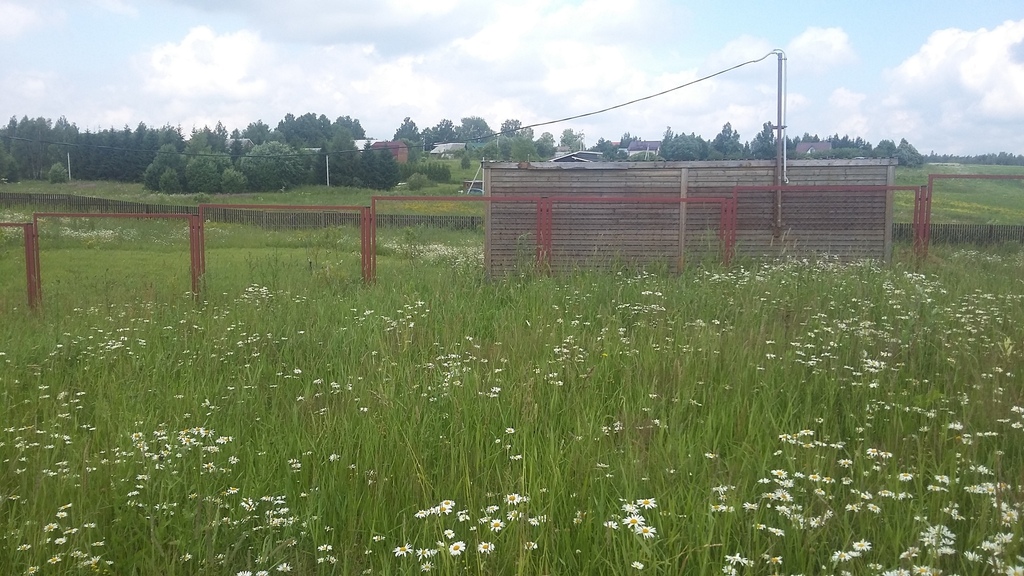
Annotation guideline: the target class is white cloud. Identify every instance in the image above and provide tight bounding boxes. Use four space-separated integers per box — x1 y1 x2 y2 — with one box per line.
1 70 51 101
885 19 1024 153
826 87 868 136
143 26 268 100
161 0 492 55
92 0 137 16
786 27 856 74
0 1 43 40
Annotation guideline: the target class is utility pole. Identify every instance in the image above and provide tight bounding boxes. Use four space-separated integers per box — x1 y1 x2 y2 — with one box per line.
772 49 787 232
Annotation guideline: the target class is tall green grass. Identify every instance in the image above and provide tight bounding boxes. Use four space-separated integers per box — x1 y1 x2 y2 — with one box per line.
2 220 1024 575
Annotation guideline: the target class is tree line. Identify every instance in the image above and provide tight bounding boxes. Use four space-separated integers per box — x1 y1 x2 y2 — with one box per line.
7 111 1015 193
393 116 932 166
0 113 402 193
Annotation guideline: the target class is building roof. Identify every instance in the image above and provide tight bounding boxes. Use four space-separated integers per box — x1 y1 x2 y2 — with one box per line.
225 138 255 148
552 150 605 163
370 140 407 151
626 140 661 153
795 141 833 154
430 142 466 154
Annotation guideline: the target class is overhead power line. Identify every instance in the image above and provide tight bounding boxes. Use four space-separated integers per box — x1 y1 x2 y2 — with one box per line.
1 51 781 158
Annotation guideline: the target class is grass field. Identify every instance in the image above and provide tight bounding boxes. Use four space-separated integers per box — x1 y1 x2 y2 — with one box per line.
3 212 1024 575
6 162 1024 224
0 159 487 217
894 164 1024 224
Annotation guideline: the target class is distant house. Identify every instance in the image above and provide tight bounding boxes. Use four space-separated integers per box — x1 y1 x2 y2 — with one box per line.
625 140 662 158
552 150 605 163
225 138 255 150
370 140 409 163
795 141 832 155
430 143 466 158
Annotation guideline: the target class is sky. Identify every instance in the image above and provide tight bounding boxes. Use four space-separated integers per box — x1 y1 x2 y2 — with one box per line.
2 0 1023 156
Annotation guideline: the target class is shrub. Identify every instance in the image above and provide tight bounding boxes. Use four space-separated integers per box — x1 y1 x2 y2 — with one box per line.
240 142 304 192
406 172 430 191
47 163 68 184
220 168 248 193
158 167 183 193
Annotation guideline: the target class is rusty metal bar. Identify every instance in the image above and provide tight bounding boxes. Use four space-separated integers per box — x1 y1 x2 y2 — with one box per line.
198 202 371 284
921 174 1024 260
31 212 200 305
360 207 373 283
535 197 554 270
0 222 40 310
188 215 201 297
922 184 933 258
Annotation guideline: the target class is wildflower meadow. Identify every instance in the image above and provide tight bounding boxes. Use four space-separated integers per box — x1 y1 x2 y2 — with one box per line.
2 215 1024 575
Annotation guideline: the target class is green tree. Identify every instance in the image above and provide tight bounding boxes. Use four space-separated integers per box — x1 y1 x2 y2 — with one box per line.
896 138 923 167
142 144 184 191
220 168 248 193
423 119 458 149
158 167 183 193
242 120 272 145
333 115 366 140
711 122 743 158
750 122 776 160
325 128 360 187
47 162 68 184
240 142 304 191
874 139 897 158
535 132 556 159
510 137 537 161
393 117 420 142
0 144 19 182
457 116 493 142
660 128 709 161
185 154 230 193
358 149 401 190
10 116 51 180
559 129 583 150
500 119 523 136
589 137 622 160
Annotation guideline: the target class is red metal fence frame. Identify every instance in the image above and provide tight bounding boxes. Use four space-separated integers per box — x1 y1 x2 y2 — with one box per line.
922 174 1024 259
0 222 41 310
197 203 373 283
31 212 203 306
370 195 738 280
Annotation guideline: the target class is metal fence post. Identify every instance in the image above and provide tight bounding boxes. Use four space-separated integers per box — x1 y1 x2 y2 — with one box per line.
535 197 553 271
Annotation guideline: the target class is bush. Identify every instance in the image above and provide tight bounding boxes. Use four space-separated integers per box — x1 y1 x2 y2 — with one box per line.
185 157 223 193
220 168 248 193
158 167 183 193
47 163 68 184
240 142 304 192
398 161 452 184
406 172 430 191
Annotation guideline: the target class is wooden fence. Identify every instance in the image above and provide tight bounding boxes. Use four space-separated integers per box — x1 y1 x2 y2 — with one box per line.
483 159 898 274
892 222 1024 244
7 191 1024 248
0 192 482 230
